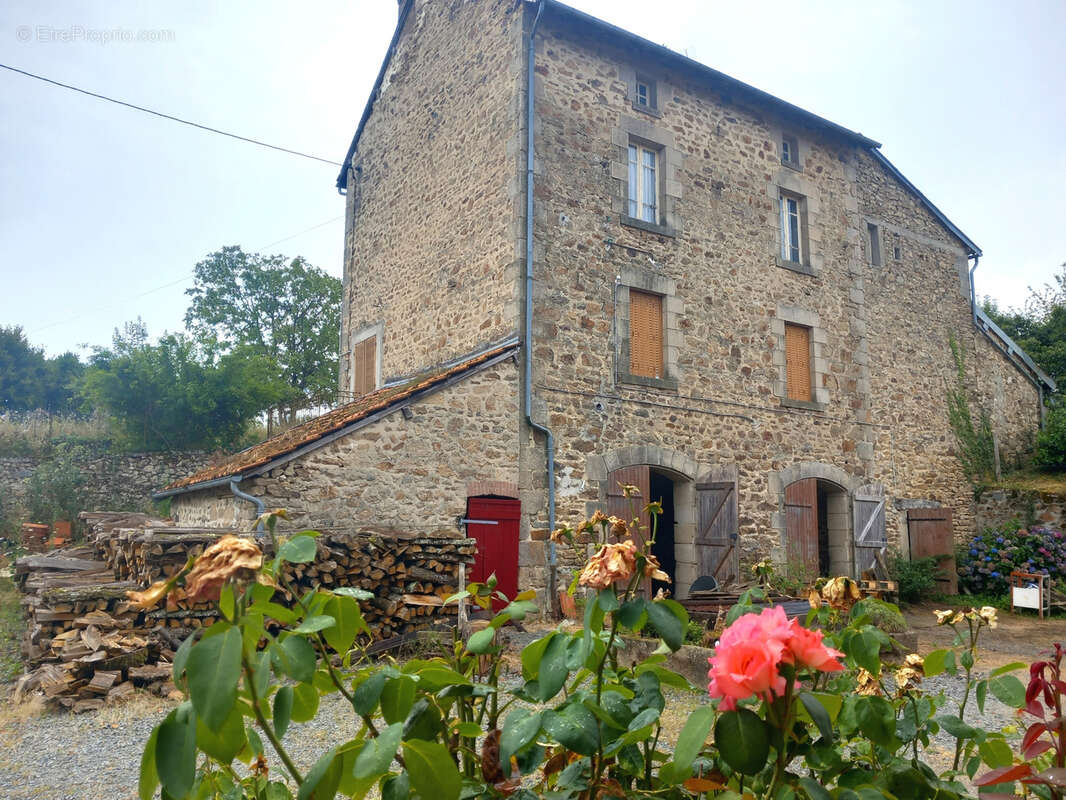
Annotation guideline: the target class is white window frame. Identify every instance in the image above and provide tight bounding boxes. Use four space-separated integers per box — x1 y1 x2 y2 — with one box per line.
635 81 650 108
628 143 659 225
780 192 804 264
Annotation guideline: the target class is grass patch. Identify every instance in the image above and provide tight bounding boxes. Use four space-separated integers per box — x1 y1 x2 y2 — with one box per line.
982 470 1066 496
0 572 24 683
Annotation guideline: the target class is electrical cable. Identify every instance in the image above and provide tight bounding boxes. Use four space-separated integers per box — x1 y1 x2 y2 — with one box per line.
0 62 343 167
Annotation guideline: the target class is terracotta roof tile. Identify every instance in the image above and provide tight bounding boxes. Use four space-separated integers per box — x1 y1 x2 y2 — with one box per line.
164 341 517 492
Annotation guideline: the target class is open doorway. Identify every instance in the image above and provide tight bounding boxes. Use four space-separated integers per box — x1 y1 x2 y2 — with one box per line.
786 477 851 578
649 470 675 596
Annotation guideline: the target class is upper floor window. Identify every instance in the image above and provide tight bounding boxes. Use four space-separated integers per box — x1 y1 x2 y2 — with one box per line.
781 134 800 168
780 192 806 265
634 75 657 111
628 289 664 379
867 222 882 266
352 334 378 397
784 323 812 402
628 144 659 224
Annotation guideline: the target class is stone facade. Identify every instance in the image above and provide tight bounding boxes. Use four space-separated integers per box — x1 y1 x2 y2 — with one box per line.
172 0 1049 602
172 358 523 547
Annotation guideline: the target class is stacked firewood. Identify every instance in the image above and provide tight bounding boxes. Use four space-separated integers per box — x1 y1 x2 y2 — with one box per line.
14 517 477 709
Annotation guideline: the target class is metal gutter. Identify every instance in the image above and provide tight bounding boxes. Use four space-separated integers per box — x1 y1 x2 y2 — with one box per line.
230 479 266 531
542 0 880 150
335 0 415 192
869 150 981 258
524 0 558 610
974 306 1056 391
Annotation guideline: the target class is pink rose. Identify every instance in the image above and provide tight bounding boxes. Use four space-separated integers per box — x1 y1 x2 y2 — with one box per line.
707 635 787 710
784 620 844 673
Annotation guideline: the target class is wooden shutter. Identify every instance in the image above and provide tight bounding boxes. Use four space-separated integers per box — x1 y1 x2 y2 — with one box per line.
853 483 887 577
629 291 664 378
784 323 811 401
907 508 957 595
352 337 376 397
606 466 651 543
785 478 818 575
694 480 738 584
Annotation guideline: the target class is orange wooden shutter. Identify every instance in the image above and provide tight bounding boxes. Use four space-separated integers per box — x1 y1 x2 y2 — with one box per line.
784 323 811 401
629 290 664 378
353 337 376 396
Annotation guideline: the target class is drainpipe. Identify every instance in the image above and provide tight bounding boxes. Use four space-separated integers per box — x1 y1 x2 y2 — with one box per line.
524 0 558 613
230 479 265 531
968 254 979 325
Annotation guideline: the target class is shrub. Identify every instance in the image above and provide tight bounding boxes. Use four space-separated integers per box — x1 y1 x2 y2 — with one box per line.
957 523 1066 595
1034 403 1066 471
888 549 940 603
24 445 87 526
850 597 907 634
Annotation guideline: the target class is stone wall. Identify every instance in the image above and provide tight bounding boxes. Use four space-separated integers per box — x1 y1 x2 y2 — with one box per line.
172 359 528 585
338 0 526 390
0 449 211 522
517 9 1043 579
975 488 1066 533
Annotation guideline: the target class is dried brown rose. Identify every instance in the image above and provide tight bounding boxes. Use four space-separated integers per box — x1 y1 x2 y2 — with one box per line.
855 668 882 696
609 516 627 538
578 540 638 589
642 552 671 582
183 535 263 605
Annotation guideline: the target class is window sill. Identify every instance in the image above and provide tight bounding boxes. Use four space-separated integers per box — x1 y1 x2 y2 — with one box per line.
780 159 803 172
780 397 826 413
617 372 679 392
775 256 815 277
621 216 676 238
631 102 662 119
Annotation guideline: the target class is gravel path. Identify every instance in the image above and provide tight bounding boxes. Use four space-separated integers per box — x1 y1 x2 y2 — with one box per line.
0 631 1024 798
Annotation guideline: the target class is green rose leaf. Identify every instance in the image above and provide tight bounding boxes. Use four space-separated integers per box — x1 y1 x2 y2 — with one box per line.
989 674 1026 708
292 614 336 635
138 725 160 800
404 740 462 800
536 633 569 702
847 629 882 675
500 708 543 774
542 703 600 756
351 671 387 717
354 722 403 779
296 747 341 800
290 681 320 723
156 704 197 799
196 704 247 764
980 737 1014 768
857 695 898 748
277 635 317 684
715 709 770 776
800 692 834 741
466 626 496 654
187 625 242 731
661 705 715 783
322 595 367 655
279 534 318 564
597 586 620 613
922 648 950 677
380 676 417 724
617 597 646 629
332 586 373 601
273 685 294 739
646 598 686 651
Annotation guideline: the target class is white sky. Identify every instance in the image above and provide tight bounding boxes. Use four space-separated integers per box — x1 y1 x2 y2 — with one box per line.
1 0 1063 357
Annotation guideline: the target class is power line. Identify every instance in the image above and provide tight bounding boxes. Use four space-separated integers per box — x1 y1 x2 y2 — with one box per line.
0 62 343 167
28 215 345 335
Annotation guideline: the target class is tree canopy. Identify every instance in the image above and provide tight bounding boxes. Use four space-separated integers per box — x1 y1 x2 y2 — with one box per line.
82 321 287 451
184 246 341 416
0 325 84 415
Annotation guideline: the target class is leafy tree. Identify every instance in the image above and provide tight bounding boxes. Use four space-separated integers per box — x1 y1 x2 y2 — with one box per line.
0 326 45 412
983 263 1066 388
184 247 341 424
82 323 287 451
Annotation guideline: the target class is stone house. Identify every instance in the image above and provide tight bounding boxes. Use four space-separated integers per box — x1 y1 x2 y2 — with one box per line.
160 0 1053 606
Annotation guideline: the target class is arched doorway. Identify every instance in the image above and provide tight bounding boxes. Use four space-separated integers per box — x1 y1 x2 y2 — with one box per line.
784 477 850 579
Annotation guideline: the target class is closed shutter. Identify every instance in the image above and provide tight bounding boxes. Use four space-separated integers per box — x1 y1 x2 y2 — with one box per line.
694 481 738 584
784 323 811 401
853 484 887 576
629 290 664 378
352 337 376 397
907 508 957 595
785 478 818 575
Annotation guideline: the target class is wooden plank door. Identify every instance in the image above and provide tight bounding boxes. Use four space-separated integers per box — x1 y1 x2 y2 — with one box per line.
907 507 957 595
607 466 651 544
694 481 738 585
853 484 887 577
785 478 818 576
467 497 521 608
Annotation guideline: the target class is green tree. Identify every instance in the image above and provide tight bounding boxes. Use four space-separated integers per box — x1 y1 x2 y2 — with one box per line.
184 247 341 425
983 264 1066 388
0 325 45 411
83 323 287 451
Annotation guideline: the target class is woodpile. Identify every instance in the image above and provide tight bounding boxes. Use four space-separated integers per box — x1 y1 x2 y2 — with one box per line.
14 516 476 710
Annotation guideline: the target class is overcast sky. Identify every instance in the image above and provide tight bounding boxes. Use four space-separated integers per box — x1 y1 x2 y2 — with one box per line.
2 0 1063 358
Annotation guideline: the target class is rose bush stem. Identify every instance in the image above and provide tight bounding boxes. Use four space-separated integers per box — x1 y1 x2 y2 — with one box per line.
241 648 304 787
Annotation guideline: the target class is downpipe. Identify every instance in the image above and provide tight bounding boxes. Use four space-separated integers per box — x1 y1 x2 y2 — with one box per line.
524 0 558 614
230 479 265 532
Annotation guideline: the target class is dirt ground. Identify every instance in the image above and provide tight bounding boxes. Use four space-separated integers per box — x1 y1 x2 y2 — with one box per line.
903 600 1065 669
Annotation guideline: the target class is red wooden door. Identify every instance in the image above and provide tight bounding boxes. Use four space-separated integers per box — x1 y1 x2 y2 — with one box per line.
785 478 818 576
467 497 521 607
907 508 957 595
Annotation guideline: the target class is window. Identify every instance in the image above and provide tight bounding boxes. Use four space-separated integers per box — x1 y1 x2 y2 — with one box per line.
784 323 812 402
352 335 377 397
781 135 799 168
867 222 882 266
780 192 805 264
894 245 901 260
628 144 659 224
628 289 664 379
634 75 657 110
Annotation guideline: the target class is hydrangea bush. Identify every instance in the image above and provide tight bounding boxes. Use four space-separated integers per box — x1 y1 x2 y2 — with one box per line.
957 524 1066 595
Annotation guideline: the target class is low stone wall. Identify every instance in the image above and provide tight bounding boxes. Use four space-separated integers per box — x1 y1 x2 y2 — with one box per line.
975 488 1066 533
0 449 211 522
